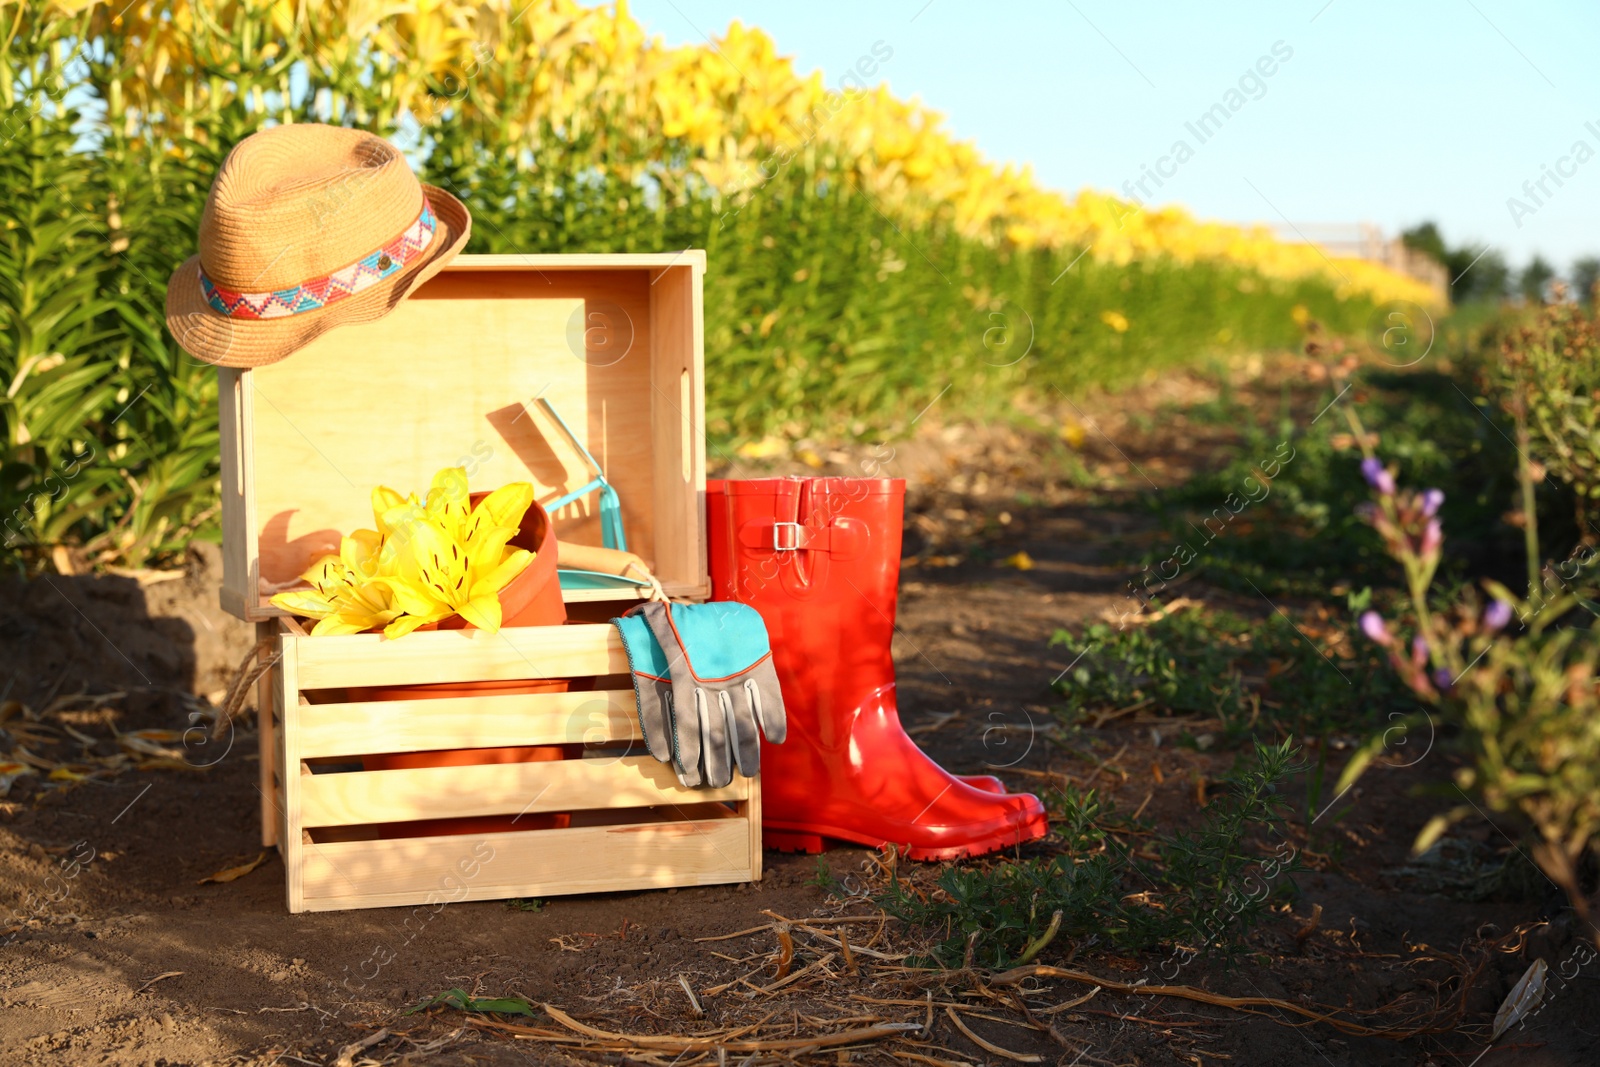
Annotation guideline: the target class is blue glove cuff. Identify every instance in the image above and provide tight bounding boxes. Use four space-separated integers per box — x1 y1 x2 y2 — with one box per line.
614 613 672 679
659 603 772 680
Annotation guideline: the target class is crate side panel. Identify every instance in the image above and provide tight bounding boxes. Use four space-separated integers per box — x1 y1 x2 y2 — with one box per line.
299 755 747 828
297 689 640 759
298 817 751 909
648 261 707 598
291 624 627 690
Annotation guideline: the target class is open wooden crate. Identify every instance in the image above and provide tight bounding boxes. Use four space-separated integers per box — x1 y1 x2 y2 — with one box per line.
216 253 761 913
256 618 758 913
219 253 709 621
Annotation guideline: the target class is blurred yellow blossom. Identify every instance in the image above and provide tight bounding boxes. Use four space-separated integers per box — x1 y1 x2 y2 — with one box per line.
70 0 1436 308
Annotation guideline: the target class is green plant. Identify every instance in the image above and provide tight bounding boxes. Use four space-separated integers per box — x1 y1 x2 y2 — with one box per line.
0 11 223 569
1157 739 1305 960
1487 294 1600 533
1349 417 1600 934
434 141 1393 448
0 2 1408 570
1136 360 1515 602
1051 612 1250 723
1051 606 1403 738
873 741 1303 969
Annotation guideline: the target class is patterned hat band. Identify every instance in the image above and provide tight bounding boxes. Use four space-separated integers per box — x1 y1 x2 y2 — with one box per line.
200 199 437 320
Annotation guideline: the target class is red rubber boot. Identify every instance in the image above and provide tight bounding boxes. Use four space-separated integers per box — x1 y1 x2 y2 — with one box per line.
707 477 1048 860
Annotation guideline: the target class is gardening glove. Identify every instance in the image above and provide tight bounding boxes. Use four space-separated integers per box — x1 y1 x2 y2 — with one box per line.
611 602 786 788
641 601 787 788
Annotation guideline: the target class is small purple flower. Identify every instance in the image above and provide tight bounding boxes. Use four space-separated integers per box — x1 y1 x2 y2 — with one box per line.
1483 599 1513 633
1432 667 1454 691
1412 633 1429 666
1420 489 1444 517
1361 457 1396 495
1420 518 1443 556
1359 610 1391 645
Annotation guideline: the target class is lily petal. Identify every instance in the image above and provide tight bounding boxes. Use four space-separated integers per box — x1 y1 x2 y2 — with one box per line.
471 548 533 598
299 552 344 589
385 576 449 618
465 524 520 575
456 593 503 633
341 529 385 580
371 487 408 533
383 613 439 640
270 589 338 618
475 482 534 529
311 614 373 637
426 467 472 536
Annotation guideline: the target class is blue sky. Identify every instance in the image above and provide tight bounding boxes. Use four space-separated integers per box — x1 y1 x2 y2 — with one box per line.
630 0 1600 272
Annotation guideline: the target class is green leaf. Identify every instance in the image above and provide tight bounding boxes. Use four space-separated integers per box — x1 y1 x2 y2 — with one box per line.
1412 806 1473 856
406 988 539 1018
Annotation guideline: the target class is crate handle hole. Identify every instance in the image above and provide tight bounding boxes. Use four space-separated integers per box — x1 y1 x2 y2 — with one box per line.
679 368 691 483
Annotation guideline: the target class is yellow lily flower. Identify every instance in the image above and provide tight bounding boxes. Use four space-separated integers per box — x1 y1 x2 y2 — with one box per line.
382 510 532 638
270 533 403 636
274 469 538 639
377 476 536 638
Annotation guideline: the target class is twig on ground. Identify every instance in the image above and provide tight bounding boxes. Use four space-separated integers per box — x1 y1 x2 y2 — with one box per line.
677 974 703 1017
135 971 183 994
772 922 794 979
478 1004 922 1053
893 1050 978 1067
944 1007 1043 1063
838 924 858 975
1035 986 1102 1014
990 965 1455 1038
331 1028 390 1067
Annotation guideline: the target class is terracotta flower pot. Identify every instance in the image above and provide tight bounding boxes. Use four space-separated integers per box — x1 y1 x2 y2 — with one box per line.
357 496 575 838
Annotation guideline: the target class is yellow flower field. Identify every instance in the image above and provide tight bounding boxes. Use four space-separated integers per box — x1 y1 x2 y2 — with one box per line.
62 0 1435 307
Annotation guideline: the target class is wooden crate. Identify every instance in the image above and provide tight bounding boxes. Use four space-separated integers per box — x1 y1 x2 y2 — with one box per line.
218 252 708 622
218 252 761 912
255 618 759 913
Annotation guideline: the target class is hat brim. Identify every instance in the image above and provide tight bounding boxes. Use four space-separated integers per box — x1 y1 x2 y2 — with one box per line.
164 184 472 369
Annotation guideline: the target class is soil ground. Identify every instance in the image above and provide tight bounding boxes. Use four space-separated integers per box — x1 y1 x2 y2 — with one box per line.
2 360 1597 1066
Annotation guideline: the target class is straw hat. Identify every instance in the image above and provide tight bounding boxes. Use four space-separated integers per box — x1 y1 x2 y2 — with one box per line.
165 124 471 368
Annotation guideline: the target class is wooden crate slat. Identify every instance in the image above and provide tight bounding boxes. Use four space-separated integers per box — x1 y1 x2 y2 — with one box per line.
218 367 259 620
648 261 708 600
291 624 628 689
447 253 706 270
296 689 640 758
277 633 305 913
298 815 749 910
255 621 279 849
299 754 747 828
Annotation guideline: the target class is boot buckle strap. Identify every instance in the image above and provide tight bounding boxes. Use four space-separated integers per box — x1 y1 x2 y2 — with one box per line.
741 518 867 558
772 522 805 551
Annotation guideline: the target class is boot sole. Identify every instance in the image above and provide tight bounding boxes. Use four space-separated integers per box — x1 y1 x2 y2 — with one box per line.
764 815 1048 861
